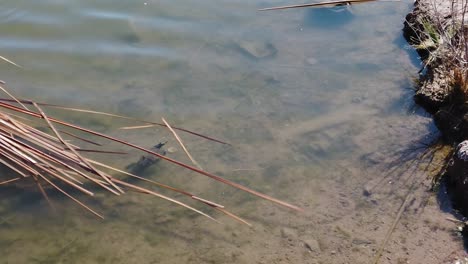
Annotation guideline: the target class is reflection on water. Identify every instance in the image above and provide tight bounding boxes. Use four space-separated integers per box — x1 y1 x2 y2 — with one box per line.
0 0 461 263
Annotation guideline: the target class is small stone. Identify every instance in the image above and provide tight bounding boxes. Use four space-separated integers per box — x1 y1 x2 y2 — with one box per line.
352 238 372 246
167 147 177 153
363 185 372 197
457 141 468 161
303 239 321 253
280 227 297 239
237 40 277 59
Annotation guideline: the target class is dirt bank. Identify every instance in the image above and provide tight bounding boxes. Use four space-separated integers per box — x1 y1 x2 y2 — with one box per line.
404 0 468 214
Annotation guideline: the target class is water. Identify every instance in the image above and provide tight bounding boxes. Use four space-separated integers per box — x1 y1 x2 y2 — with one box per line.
0 1 464 263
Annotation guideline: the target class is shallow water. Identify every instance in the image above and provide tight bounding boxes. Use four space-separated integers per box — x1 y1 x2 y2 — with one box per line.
0 1 464 263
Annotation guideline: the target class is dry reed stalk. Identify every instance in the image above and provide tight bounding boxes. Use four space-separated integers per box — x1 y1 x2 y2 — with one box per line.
258 0 387 11
0 55 21 68
0 84 301 225
162 117 203 170
0 100 303 211
0 98 231 145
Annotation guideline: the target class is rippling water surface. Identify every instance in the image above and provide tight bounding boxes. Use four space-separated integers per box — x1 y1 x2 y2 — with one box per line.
1 1 461 263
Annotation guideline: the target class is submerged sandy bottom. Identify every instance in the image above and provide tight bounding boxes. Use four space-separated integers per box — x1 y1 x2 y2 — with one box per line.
0 0 466 263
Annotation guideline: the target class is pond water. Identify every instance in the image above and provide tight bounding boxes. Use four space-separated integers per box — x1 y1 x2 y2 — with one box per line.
0 1 465 263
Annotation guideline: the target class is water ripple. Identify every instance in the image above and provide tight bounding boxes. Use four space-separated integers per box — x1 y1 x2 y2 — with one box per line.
0 37 180 58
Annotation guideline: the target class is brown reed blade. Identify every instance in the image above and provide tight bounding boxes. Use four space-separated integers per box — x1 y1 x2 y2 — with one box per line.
32 102 124 195
215 207 252 227
35 163 94 196
63 121 302 211
0 98 230 145
0 55 21 68
90 159 224 209
110 178 220 223
0 100 302 212
91 159 251 225
54 168 84 185
162 117 203 170
36 173 104 219
91 160 194 196
191 196 224 208
0 177 21 185
258 0 378 11
0 141 41 176
60 130 103 146
68 148 127 155
0 84 29 110
0 156 28 177
1 129 117 194
32 174 56 211
119 124 154 130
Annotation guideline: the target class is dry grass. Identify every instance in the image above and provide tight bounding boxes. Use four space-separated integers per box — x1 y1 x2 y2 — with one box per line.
407 0 468 84
0 74 301 225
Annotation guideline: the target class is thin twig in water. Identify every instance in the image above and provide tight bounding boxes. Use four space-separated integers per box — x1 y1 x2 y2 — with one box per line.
32 102 124 195
0 55 21 68
258 0 394 11
0 98 231 145
162 117 203 170
0 177 21 185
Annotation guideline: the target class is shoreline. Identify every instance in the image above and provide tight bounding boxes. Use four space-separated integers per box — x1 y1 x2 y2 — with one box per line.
403 0 468 219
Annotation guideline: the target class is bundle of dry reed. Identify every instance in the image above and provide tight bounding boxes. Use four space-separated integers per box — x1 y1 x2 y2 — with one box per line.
0 60 301 226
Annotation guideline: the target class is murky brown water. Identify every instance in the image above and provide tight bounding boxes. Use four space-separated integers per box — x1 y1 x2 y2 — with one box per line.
0 1 466 263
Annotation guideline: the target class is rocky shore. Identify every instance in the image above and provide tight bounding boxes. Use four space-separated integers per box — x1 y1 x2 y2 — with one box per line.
403 0 468 213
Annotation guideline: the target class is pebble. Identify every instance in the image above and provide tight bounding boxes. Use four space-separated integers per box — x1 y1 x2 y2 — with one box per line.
167 147 177 153
303 238 321 253
237 40 277 59
363 185 372 196
280 227 298 239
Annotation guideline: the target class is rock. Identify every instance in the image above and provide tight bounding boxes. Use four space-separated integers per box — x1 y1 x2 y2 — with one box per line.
117 32 141 44
362 186 372 197
303 238 321 253
414 65 452 113
434 109 462 141
352 238 372 246
236 40 277 59
446 141 468 215
280 227 297 239
433 108 468 143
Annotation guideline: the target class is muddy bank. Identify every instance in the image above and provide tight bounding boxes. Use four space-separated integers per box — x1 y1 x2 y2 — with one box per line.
403 0 468 212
